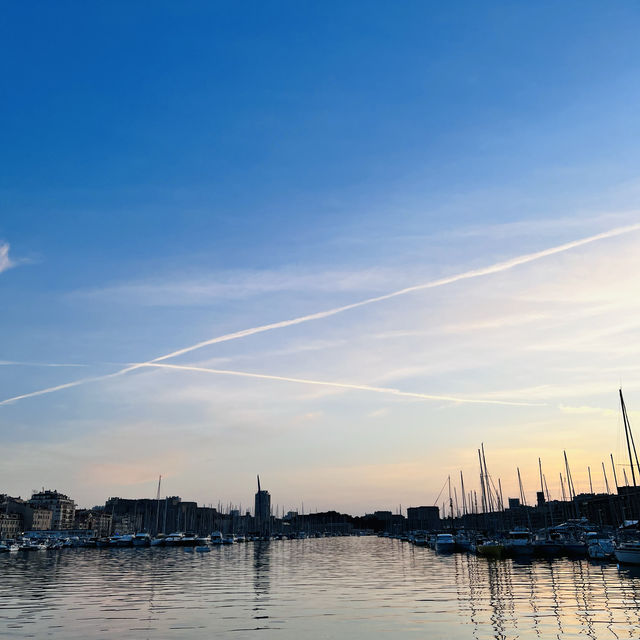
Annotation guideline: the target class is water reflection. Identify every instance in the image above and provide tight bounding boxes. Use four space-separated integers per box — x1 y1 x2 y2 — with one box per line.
4 539 640 638
252 542 271 628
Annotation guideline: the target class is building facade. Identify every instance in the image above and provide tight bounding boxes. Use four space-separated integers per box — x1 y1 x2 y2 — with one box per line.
0 513 22 538
254 489 271 533
29 490 76 530
407 506 440 531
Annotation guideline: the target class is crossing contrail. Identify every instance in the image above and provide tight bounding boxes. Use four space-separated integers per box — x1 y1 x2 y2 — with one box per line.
1 222 639 407
136 362 545 407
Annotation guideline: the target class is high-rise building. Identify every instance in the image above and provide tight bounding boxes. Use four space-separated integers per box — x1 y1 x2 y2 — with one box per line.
254 476 271 534
29 489 75 530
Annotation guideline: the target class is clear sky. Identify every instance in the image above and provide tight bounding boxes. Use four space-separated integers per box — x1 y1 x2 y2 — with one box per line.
2 1 640 514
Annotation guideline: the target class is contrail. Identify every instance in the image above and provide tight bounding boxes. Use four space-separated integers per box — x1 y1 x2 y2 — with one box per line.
0 361 88 367
1 222 639 407
137 362 545 406
129 222 640 363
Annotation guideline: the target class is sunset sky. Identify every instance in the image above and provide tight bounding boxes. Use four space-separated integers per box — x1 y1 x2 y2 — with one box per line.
2 2 640 514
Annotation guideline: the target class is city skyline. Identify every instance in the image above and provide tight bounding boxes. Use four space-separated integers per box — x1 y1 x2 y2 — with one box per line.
3 2 640 513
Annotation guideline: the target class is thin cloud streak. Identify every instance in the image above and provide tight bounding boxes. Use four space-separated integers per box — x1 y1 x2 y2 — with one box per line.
138 362 545 407
0 361 88 367
1 222 639 407
0 243 13 274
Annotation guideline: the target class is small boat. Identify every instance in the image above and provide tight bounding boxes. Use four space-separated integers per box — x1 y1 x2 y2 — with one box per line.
164 532 185 546
562 538 587 557
210 531 224 545
504 530 534 556
195 545 211 552
435 533 455 553
108 534 134 547
133 533 151 547
533 535 563 557
413 532 429 547
615 541 640 565
182 532 199 547
150 536 165 547
477 540 506 559
222 534 236 545
9 543 20 553
455 532 474 553
586 532 614 560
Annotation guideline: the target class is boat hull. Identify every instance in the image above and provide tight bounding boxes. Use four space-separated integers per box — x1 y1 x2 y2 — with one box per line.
478 544 506 559
615 548 640 565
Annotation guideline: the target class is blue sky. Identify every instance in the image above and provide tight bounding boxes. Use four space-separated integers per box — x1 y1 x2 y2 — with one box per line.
2 2 640 513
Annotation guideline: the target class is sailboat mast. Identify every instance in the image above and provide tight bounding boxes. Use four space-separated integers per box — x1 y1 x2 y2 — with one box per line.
478 449 487 513
517 467 527 506
563 451 576 500
154 475 162 535
481 443 494 512
602 461 611 494
611 453 619 490
460 471 467 516
620 389 637 486
538 458 544 494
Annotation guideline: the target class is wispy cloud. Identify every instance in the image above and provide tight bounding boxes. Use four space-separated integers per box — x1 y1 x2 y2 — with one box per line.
70 267 401 306
0 243 13 274
1 222 639 407
0 361 88 368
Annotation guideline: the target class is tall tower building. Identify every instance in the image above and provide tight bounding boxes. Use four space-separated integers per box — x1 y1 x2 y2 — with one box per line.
254 475 271 534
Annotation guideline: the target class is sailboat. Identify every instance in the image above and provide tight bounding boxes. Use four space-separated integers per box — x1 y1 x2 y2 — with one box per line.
613 390 640 565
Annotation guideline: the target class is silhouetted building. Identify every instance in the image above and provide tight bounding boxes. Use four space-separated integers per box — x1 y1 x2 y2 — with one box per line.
255 486 271 534
407 506 440 530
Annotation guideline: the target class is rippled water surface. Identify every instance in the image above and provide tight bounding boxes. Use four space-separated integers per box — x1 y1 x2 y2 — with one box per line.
3 537 640 639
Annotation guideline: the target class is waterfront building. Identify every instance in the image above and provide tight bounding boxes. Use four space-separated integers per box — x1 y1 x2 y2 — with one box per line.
31 508 53 530
74 509 113 537
29 489 76 530
0 494 53 531
0 512 22 538
407 506 440 531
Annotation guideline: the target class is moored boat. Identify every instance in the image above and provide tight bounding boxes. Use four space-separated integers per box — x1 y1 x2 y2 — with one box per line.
164 532 185 546
615 541 640 565
504 530 534 556
210 531 224 545
477 540 506 559
586 532 614 560
435 533 455 553
133 533 151 547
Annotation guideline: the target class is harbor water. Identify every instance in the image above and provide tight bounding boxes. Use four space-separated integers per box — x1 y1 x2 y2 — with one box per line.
2 536 640 639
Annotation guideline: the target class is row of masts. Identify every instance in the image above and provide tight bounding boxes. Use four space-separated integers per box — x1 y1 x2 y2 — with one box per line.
439 389 640 518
